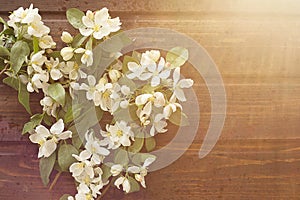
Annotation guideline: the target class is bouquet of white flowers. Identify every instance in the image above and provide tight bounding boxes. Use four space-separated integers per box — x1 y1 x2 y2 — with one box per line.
0 4 194 200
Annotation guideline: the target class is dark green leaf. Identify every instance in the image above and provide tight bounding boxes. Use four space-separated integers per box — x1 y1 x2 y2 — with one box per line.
39 152 56 186
128 176 140 193
169 110 189 126
64 104 82 123
48 83 66 106
18 80 31 114
166 47 188 69
22 113 44 135
3 76 19 90
114 149 129 165
58 144 78 171
48 51 63 61
10 41 30 74
66 8 85 29
145 137 156 152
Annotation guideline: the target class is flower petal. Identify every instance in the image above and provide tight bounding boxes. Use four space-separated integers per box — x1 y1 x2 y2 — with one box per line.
50 119 64 134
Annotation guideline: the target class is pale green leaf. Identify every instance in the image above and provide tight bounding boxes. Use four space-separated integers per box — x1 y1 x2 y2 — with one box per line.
60 194 72 200
3 76 19 90
10 41 30 74
128 132 144 153
0 45 10 56
39 152 56 186
64 104 82 123
18 81 31 114
128 176 140 193
33 36 39 53
101 164 112 183
58 144 78 171
48 83 65 106
114 149 129 165
166 47 188 69
66 8 85 29
85 36 93 50
145 137 156 152
22 113 44 135
131 153 156 166
72 34 87 48
169 110 189 126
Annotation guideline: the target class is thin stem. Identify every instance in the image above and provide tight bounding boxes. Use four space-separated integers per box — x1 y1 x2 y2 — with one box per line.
0 64 8 76
49 171 62 191
96 179 114 200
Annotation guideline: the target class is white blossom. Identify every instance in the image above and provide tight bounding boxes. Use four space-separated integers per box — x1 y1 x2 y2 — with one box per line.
29 119 72 158
114 176 130 193
39 35 56 49
172 67 194 101
61 31 73 43
79 8 121 40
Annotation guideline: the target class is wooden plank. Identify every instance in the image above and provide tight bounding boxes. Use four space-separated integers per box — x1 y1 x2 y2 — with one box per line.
0 141 300 199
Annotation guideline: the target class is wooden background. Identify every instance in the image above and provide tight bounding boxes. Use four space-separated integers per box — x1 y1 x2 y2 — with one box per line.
1 0 300 199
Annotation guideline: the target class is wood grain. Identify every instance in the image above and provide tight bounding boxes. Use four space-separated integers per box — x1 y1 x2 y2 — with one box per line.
1 0 300 199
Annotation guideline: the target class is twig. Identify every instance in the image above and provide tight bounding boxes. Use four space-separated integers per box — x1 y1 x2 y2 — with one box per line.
0 64 8 76
96 180 113 200
49 171 62 191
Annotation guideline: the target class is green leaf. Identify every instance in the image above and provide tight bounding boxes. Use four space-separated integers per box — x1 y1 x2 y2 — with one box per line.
0 45 10 56
101 164 112 183
48 83 66 106
22 113 44 135
128 176 140 193
48 51 63 61
66 8 85 29
10 41 30 74
128 133 144 153
70 128 83 150
72 34 87 48
169 110 189 126
166 47 188 69
33 36 40 53
58 144 78 171
64 104 82 123
18 80 31 114
101 31 132 53
3 76 19 90
131 51 141 61
60 194 72 200
114 149 129 165
43 113 55 126
145 137 156 152
39 152 56 186
85 36 93 50
131 153 155 166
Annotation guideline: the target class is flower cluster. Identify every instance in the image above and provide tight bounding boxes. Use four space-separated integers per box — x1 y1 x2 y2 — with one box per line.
0 5 194 200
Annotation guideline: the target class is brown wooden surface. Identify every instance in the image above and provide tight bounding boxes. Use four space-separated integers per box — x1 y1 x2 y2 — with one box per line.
1 0 300 199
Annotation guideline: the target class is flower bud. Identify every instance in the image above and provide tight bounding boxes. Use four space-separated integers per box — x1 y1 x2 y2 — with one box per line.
61 31 73 43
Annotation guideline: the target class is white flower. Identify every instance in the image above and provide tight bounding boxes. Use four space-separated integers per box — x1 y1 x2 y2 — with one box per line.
126 62 146 80
29 119 72 158
8 4 40 26
27 15 50 37
60 61 87 80
143 50 160 62
101 121 134 149
140 57 170 87
108 69 121 82
79 8 121 40
40 96 59 117
110 164 123 176
114 176 130 193
70 150 94 178
84 131 110 164
75 183 93 200
45 57 62 80
80 75 100 101
127 157 156 188
61 31 73 43
163 94 182 119
39 35 56 49
150 114 168 136
93 78 113 111
61 47 74 61
30 50 47 68
172 67 194 101
75 48 93 67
